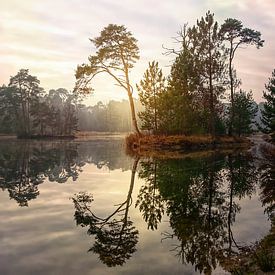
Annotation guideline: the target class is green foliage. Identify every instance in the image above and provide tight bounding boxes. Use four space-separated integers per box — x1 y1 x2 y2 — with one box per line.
220 18 264 135
261 69 275 139
75 24 141 134
0 71 78 136
162 35 203 134
137 61 165 133
191 11 227 136
0 85 18 133
231 90 258 136
7 69 43 136
253 248 275 272
137 13 229 136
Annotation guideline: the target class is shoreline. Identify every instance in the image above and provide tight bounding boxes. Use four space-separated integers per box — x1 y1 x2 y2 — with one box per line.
126 133 252 157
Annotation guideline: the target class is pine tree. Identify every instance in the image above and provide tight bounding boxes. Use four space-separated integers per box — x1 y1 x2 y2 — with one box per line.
137 61 165 133
231 90 257 137
75 24 141 135
191 11 227 137
220 18 264 135
261 69 275 140
164 27 202 135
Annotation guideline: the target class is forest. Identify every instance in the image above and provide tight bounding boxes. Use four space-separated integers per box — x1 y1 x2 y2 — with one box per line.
0 12 274 142
0 71 143 136
75 12 274 142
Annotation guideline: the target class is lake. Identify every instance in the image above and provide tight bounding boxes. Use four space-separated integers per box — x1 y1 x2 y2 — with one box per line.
0 138 273 275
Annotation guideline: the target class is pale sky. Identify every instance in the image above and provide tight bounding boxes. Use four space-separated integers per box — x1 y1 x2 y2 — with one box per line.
0 0 274 104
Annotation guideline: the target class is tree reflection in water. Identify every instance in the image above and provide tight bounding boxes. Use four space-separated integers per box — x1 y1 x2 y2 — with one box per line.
72 158 139 267
135 161 165 230
0 140 132 207
137 152 261 274
259 144 275 219
0 142 84 206
73 150 267 272
221 144 275 273
2 139 273 273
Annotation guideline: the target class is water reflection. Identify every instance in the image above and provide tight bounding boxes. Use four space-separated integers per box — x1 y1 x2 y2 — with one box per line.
72 149 274 273
0 142 83 206
137 150 274 274
259 145 275 219
0 140 274 274
0 140 132 206
72 158 139 267
221 145 275 273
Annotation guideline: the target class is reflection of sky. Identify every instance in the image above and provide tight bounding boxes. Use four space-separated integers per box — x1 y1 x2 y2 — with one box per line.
231 190 270 244
1 0 275 103
0 143 271 275
0 163 197 275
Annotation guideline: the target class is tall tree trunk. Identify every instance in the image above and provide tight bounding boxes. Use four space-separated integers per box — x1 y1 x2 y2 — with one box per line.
27 90 30 136
124 68 141 136
153 87 157 134
121 53 141 136
127 92 141 135
208 31 215 138
228 41 234 136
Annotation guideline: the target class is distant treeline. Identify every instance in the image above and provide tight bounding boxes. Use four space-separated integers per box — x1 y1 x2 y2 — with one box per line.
0 68 265 136
0 69 78 137
1 12 274 138
0 69 144 135
77 99 143 132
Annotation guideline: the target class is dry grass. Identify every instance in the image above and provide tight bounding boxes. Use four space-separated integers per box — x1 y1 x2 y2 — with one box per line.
126 133 251 157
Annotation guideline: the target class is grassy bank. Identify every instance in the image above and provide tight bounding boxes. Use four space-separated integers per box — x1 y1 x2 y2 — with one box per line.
126 133 251 156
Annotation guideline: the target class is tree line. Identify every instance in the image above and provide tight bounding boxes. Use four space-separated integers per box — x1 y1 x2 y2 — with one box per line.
0 70 143 136
77 99 142 132
0 69 78 137
1 12 273 138
75 12 274 138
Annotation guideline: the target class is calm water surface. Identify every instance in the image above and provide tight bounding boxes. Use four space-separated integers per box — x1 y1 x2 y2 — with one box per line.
0 138 273 275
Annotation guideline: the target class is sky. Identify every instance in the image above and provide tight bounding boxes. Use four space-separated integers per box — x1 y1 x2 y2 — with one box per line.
0 0 274 105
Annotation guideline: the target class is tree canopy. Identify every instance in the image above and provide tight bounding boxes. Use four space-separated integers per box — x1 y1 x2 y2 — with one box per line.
261 69 275 139
75 24 141 134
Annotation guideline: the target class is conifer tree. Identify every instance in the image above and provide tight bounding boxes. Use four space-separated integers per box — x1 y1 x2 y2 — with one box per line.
137 61 165 133
231 90 257 137
191 11 227 137
75 24 141 135
261 69 275 140
220 18 264 135
8 69 44 136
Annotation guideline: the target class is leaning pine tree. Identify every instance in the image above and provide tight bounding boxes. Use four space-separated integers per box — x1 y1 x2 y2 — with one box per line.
261 69 275 140
74 24 141 135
